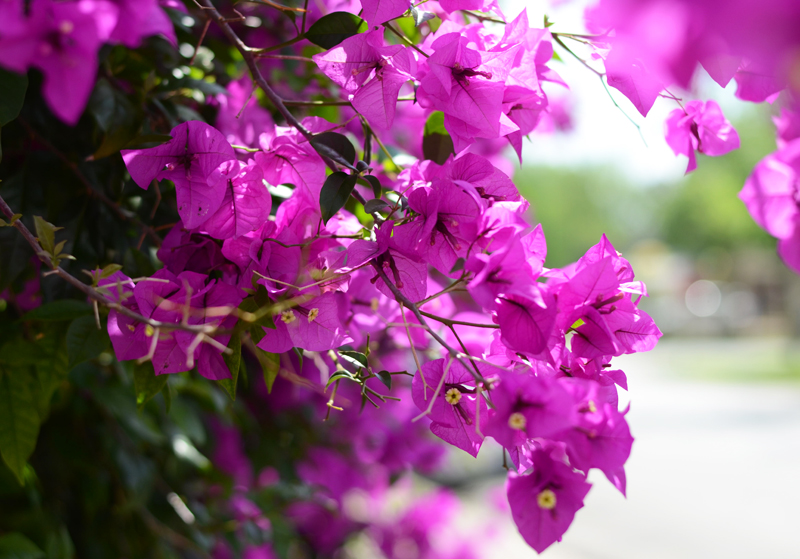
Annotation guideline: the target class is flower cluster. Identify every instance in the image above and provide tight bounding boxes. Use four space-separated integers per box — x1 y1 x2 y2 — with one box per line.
106 93 661 550
1 0 677 555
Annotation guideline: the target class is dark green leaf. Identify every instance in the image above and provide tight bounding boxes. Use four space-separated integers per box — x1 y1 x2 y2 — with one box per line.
66 316 109 368
363 198 389 214
22 300 92 322
133 363 168 412
0 533 45 559
423 112 454 164
305 12 368 49
123 133 174 150
89 79 142 159
422 134 454 165
449 257 465 273
293 346 304 372
320 171 358 224
0 369 40 485
161 381 173 414
44 526 75 559
0 68 28 127
376 370 392 390
311 132 357 169
338 350 368 368
363 175 382 199
218 332 242 401
256 349 280 393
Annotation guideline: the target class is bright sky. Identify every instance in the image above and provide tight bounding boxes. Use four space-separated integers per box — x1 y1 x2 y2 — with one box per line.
497 0 751 186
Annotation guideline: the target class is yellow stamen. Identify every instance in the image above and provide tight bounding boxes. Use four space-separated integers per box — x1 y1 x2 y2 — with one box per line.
145 324 155 337
508 412 526 430
587 399 597 413
537 489 557 510
370 297 379 311
307 308 319 322
444 387 462 405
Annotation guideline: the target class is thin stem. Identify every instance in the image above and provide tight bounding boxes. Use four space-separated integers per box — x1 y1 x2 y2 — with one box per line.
416 279 465 306
462 10 505 24
250 34 305 54
551 34 646 142
412 355 451 421
384 22 429 58
372 262 486 385
283 99 352 106
419 310 499 329
400 302 426 397
254 54 313 62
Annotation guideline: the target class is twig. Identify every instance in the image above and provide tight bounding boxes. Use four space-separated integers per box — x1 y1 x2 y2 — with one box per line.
372 262 487 384
0 193 229 338
383 22 429 58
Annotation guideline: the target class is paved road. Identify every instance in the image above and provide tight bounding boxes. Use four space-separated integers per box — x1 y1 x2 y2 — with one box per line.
457 339 800 558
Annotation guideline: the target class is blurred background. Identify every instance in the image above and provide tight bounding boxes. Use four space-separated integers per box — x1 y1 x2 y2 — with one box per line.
435 1 800 555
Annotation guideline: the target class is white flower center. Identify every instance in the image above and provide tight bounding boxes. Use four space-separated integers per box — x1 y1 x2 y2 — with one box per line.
280 310 297 324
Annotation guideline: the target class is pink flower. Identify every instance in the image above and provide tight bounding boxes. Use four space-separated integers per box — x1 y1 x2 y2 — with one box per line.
664 100 740 173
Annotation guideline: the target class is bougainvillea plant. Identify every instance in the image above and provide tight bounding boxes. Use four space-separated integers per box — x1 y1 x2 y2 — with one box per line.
0 0 796 557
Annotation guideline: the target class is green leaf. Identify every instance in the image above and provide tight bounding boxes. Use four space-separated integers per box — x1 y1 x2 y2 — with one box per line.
338 350 368 368
319 171 358 224
66 315 109 368
237 286 276 335
0 213 21 228
305 12 368 49
0 533 45 559
311 131 357 169
33 216 59 256
0 68 28 127
0 369 40 486
133 363 168 412
256 349 280 393
218 332 242 401
326 370 354 388
22 300 93 322
422 112 454 165
99 263 124 279
376 370 392 390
